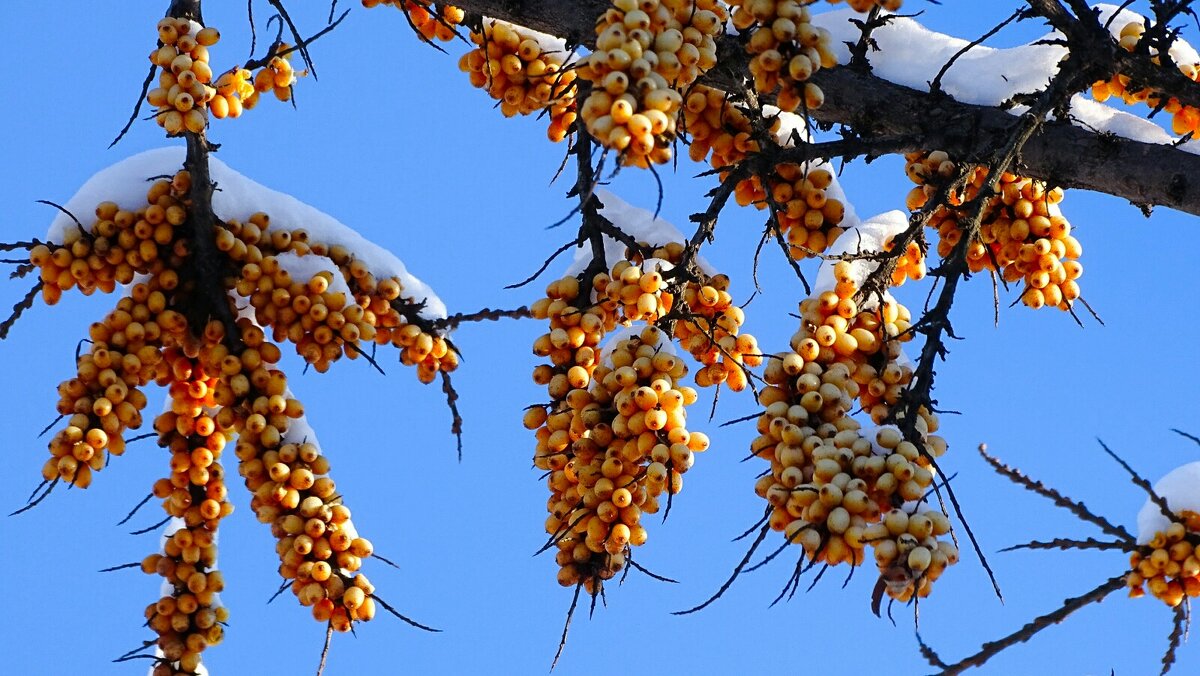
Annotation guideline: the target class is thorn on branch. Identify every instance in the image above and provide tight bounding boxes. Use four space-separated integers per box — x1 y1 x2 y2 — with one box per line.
110 64 158 148
440 370 463 462
977 443 1135 543
10 478 57 516
129 516 172 536
370 594 441 632
117 492 156 526
674 521 771 615
551 583 582 672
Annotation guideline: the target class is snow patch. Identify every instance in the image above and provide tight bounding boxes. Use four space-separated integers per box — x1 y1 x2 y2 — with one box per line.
565 188 716 277
47 147 446 320
1136 461 1200 544
813 209 909 294
599 323 677 367
812 6 1200 154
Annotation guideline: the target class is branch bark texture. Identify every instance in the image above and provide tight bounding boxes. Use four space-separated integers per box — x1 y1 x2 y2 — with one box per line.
453 0 1200 215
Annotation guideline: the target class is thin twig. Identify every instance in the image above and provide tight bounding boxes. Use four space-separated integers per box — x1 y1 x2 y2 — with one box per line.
118 492 156 526
130 516 172 536
99 562 144 573
626 557 678 584
110 64 159 148
551 583 582 672
371 594 441 632
10 478 57 516
440 370 463 461
1098 438 1175 522
928 574 1127 675
673 522 771 615
999 537 1137 553
978 444 1135 542
1163 601 1187 674
316 623 334 676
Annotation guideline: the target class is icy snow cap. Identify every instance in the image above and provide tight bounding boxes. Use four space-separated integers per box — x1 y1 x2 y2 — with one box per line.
46 147 446 320
811 6 1200 154
1136 462 1200 544
599 324 677 367
565 188 716 277
482 17 575 64
274 251 354 300
813 209 910 294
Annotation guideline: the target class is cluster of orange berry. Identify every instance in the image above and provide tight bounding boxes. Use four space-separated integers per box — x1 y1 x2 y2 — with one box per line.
147 18 221 134
141 522 229 676
682 85 762 170
728 1 837 113
32 175 200 488
43 310 160 489
1128 511 1200 607
210 41 301 119
753 262 955 602
32 176 192 307
363 0 464 42
531 320 702 593
680 89 850 258
741 163 849 259
236 260 375 373
23 159 463 667
578 0 726 166
881 233 927 287
141 347 235 675
1091 21 1200 138
623 240 763 392
214 213 457 381
596 259 674 322
216 319 377 630
458 20 578 142
904 151 1083 310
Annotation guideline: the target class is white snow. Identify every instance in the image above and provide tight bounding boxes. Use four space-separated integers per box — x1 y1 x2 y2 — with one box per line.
1093 4 1200 66
46 147 447 320
767 108 861 232
482 17 576 64
1136 461 1200 544
811 5 1200 154
813 209 909 295
599 323 677 366
565 188 717 277
274 251 355 300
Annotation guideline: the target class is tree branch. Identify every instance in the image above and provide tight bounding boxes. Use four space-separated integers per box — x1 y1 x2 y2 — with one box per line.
449 0 1200 215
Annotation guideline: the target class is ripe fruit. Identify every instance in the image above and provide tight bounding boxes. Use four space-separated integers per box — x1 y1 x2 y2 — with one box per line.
363 0 464 43
457 20 578 142
903 151 1083 311
578 0 727 166
147 18 219 135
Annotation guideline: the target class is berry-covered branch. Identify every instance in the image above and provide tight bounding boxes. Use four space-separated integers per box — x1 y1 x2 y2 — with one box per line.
446 0 1200 215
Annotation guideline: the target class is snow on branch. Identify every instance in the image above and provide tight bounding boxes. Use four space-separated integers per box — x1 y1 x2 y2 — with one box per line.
448 0 1200 215
47 147 447 320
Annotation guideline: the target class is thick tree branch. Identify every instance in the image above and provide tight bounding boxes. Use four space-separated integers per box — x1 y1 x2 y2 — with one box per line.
450 0 1200 215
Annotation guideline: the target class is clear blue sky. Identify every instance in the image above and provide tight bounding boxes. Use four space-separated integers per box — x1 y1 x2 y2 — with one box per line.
1 2 1196 675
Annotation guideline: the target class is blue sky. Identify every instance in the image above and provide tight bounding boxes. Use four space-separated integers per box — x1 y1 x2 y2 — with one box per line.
0 2 1197 675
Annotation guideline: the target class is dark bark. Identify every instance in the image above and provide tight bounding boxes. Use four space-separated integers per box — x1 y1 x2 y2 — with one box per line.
451 0 1200 216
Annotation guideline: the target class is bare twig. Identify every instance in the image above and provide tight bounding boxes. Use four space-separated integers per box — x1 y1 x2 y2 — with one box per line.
928 574 1128 675
316 623 334 676
978 444 1135 542
371 594 441 632
440 370 463 461
674 521 771 615
551 583 582 672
